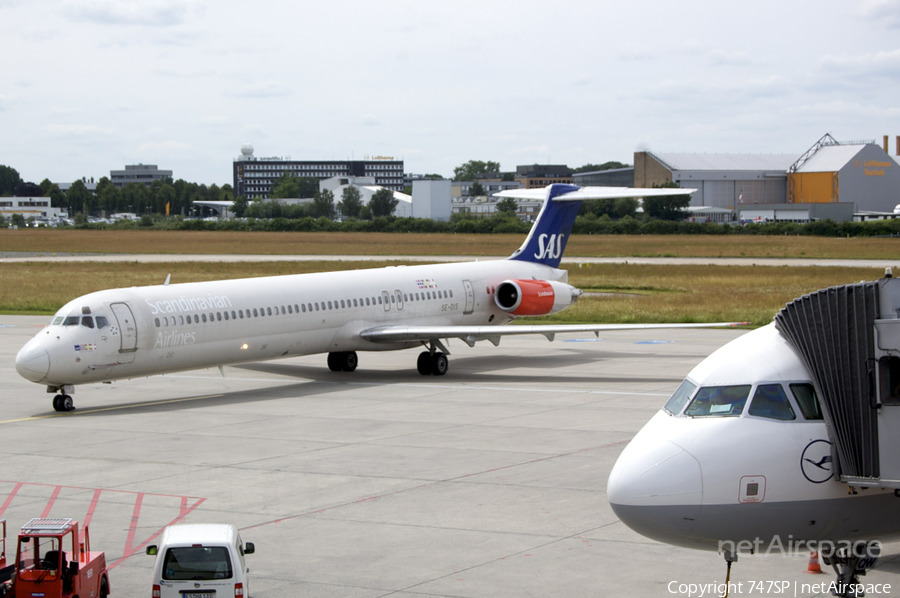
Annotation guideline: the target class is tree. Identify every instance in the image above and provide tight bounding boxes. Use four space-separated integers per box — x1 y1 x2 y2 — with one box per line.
39 179 66 208
14 181 42 197
97 181 123 214
272 172 318 199
369 188 398 217
613 197 638 218
574 161 630 173
469 181 486 196
271 172 302 199
643 183 690 220
66 179 92 214
423 173 443 180
339 186 363 218
496 197 518 215
453 160 501 182
231 196 249 218
122 183 150 214
312 189 335 219
501 172 515 182
0 165 21 196
155 183 177 215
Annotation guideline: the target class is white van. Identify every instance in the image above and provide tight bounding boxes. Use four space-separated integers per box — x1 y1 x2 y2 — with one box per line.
146 523 255 598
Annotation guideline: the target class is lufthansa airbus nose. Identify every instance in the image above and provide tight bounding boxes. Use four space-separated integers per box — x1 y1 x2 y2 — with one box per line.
15 338 50 383
607 414 705 549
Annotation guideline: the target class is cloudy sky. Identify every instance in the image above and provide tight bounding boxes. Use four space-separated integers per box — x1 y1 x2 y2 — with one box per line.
2 0 899 186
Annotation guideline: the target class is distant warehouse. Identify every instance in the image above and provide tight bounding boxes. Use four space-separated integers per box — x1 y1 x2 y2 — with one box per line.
634 151 797 209
635 134 900 222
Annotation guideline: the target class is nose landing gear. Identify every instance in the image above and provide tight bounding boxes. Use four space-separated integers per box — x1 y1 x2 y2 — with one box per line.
823 541 881 597
52 393 74 412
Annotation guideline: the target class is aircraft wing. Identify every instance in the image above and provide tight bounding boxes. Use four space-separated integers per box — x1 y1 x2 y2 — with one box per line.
493 186 696 202
360 322 747 348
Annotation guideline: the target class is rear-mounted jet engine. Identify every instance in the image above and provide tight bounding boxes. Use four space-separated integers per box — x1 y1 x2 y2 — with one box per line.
494 279 581 316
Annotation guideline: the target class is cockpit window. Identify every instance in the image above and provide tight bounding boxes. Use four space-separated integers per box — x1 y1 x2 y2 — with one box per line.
96 316 108 329
685 385 751 417
52 317 64 326
664 380 697 415
790 383 824 420
81 316 94 329
63 316 80 326
748 384 796 421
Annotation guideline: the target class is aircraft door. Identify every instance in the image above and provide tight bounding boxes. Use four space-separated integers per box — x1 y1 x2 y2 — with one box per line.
110 302 138 363
395 290 404 310
462 280 475 315
381 291 391 312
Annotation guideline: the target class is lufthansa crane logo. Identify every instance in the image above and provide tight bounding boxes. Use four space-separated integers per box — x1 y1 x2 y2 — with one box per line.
534 234 564 260
801 439 834 483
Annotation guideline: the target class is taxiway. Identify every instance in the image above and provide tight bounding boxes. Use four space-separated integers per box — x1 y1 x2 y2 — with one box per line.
1 317 897 597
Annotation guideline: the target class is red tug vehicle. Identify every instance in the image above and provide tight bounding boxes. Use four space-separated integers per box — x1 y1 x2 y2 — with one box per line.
0 518 110 598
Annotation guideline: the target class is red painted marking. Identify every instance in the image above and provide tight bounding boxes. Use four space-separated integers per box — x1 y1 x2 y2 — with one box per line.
0 483 23 518
0 480 198 499
121 493 144 557
81 489 103 539
40 486 62 518
108 496 206 570
0 481 206 571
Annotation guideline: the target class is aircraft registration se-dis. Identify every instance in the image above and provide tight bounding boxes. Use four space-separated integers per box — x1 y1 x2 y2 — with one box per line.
15 183 741 413
608 273 900 597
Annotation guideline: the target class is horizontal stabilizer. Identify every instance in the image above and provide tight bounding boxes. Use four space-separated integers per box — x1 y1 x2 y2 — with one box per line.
361 322 747 345
494 186 695 202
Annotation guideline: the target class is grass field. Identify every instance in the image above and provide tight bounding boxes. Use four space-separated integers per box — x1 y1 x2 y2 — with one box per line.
2 228 900 259
0 259 885 326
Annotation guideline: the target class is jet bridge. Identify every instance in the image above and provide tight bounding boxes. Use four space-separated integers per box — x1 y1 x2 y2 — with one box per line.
775 272 900 489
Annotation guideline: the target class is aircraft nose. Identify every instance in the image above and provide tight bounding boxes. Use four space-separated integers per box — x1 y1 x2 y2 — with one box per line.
15 339 50 383
607 436 703 547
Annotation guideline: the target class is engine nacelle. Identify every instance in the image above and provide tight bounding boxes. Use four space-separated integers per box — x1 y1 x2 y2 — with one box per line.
494 279 581 316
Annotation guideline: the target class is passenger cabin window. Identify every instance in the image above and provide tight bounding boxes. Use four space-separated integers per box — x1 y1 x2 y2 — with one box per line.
748 384 796 420
685 385 751 417
664 380 697 415
790 383 824 420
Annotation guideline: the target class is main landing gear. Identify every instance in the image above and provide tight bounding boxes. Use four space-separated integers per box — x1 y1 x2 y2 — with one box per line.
327 351 358 372
417 351 448 376
52 393 74 412
325 346 450 376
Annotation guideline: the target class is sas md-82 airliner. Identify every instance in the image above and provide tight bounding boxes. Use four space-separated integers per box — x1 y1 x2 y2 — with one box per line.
16 183 740 412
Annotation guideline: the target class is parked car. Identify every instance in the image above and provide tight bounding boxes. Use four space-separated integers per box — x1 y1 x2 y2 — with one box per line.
146 523 255 598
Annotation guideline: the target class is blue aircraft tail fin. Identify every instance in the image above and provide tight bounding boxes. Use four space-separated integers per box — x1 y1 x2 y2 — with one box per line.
507 183 582 268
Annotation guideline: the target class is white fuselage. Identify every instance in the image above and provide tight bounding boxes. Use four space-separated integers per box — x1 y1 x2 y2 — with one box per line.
607 323 900 552
15 259 566 387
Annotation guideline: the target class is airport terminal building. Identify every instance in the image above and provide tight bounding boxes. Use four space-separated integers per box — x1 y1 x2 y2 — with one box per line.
233 145 404 200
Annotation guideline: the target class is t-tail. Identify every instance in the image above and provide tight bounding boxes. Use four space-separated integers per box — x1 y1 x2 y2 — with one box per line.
496 183 698 269
507 183 582 268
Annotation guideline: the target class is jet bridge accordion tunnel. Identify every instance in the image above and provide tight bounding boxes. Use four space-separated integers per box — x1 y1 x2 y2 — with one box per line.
775 274 900 489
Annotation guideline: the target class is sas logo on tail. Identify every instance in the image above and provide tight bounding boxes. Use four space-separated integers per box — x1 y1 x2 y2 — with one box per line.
534 234 564 260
